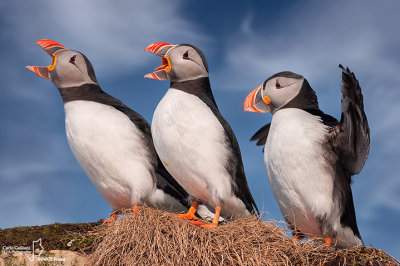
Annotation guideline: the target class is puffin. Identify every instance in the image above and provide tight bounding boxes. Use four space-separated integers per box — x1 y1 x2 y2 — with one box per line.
145 42 259 227
26 39 192 222
243 66 369 248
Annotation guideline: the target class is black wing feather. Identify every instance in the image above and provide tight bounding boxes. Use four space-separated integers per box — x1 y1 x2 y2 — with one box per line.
330 65 370 175
250 123 271 147
201 97 259 215
304 69 364 241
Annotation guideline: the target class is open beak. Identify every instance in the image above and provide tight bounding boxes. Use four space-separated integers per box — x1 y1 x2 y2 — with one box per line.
26 39 67 79
243 84 271 113
144 42 176 80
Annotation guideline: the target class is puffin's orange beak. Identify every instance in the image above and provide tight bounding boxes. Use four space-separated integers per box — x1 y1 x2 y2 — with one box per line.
26 39 67 79
144 42 176 80
243 85 271 113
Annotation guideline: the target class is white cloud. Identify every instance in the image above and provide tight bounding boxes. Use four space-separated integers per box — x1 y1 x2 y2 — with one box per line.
216 1 400 90
1 0 207 78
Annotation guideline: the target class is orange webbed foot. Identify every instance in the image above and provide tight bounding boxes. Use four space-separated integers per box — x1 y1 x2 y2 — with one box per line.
102 211 118 223
176 200 200 221
176 212 199 220
190 205 221 228
325 237 332 249
102 217 115 223
201 223 218 228
190 220 217 228
190 220 208 227
131 205 139 217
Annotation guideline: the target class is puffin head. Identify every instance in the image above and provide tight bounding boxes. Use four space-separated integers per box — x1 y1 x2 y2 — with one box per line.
26 39 98 89
243 71 318 114
144 42 209 82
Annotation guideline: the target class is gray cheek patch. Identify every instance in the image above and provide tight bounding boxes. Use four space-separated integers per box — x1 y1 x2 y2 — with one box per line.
166 45 209 82
266 79 303 112
49 52 98 89
169 57 208 82
176 44 209 73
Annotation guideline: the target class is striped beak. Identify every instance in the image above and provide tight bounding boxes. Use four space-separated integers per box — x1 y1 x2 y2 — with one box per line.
243 85 271 113
144 42 176 80
26 39 67 79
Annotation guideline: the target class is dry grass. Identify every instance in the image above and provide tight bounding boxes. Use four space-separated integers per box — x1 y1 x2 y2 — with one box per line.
88 207 398 266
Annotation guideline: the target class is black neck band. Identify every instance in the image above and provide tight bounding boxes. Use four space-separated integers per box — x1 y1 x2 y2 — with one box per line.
170 77 217 107
58 83 102 103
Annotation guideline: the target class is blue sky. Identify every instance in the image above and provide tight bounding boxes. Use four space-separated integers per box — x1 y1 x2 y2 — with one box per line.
1 0 399 258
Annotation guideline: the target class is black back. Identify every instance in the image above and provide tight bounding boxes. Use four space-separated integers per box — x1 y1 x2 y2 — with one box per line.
171 77 259 215
58 83 190 209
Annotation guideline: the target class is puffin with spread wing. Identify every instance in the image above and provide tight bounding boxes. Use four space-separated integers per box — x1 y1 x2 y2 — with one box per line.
244 65 369 248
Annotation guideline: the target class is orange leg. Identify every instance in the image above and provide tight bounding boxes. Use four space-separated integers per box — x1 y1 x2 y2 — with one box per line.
191 205 221 228
102 210 118 223
176 200 199 220
325 237 332 249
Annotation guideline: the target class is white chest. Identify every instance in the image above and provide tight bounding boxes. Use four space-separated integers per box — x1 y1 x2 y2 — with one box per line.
151 89 235 209
64 101 154 209
264 108 336 235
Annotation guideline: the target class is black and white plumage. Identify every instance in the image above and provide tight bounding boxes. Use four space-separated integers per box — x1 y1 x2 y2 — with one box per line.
145 42 258 226
243 66 369 248
26 39 191 221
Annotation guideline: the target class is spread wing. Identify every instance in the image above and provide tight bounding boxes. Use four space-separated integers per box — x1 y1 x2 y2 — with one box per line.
330 65 370 175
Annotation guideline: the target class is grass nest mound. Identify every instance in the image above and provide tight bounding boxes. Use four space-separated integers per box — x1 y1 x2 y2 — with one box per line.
88 207 398 265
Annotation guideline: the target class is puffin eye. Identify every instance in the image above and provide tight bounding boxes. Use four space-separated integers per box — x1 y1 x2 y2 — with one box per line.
276 80 282 89
183 50 189 59
69 55 76 64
